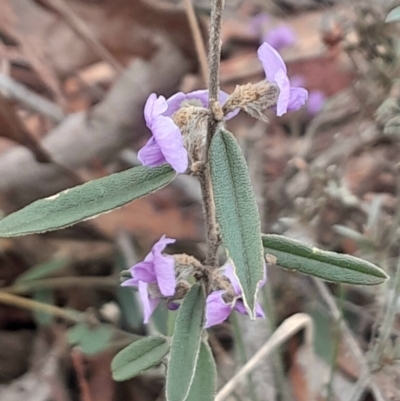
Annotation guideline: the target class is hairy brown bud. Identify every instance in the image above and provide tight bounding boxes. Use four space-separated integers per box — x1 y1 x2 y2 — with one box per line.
222 81 279 122
173 106 209 166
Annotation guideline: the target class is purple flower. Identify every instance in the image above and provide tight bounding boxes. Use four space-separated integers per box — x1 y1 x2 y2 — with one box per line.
307 90 326 115
205 264 266 328
263 26 296 51
164 89 239 120
257 42 308 117
138 90 240 172
138 94 188 174
122 235 176 323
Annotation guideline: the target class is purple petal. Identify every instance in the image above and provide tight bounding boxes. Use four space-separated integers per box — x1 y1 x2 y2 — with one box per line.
144 93 157 126
138 136 166 167
144 94 168 127
165 90 209 117
257 42 287 82
167 301 180 311
153 235 176 250
164 92 188 117
120 278 139 288
166 90 239 121
255 302 265 318
138 281 160 323
234 300 265 318
183 90 210 108
223 264 242 296
205 291 233 328
307 90 326 115
274 69 291 116
290 75 305 87
131 261 157 284
264 26 296 51
143 234 174 263
233 300 249 315
218 91 240 120
151 235 176 296
153 254 176 297
136 236 175 296
287 87 309 112
151 116 188 173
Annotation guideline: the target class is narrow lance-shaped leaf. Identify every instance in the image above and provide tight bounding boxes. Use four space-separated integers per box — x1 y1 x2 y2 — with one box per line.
262 234 388 285
112 336 170 382
166 283 205 401
0 165 175 237
210 128 264 317
186 341 216 401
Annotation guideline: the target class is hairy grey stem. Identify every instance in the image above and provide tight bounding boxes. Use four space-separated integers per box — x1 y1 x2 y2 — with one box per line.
197 0 224 270
198 166 220 269
207 0 223 103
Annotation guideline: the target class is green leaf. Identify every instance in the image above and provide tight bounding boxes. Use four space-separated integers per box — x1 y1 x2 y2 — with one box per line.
68 323 114 355
111 335 170 382
262 234 388 285
117 287 143 330
166 283 205 401
386 6 400 22
33 289 54 326
186 341 216 401
16 258 69 284
0 165 175 237
210 128 264 317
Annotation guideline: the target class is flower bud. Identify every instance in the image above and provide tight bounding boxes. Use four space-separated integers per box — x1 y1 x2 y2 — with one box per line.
172 106 209 165
222 81 279 122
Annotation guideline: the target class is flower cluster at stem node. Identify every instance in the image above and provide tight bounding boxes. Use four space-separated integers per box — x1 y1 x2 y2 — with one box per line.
137 42 308 173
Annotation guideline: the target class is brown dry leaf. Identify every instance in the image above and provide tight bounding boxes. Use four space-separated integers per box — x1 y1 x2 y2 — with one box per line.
0 95 51 163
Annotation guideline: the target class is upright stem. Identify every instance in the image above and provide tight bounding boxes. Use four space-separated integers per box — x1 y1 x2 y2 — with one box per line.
199 168 220 268
199 0 224 269
207 0 223 104
206 0 224 151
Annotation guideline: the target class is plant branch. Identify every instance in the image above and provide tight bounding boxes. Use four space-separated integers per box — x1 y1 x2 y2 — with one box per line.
215 313 314 401
2 276 119 294
199 168 220 268
207 0 223 104
197 0 224 270
206 0 224 153
183 0 208 84
0 291 82 323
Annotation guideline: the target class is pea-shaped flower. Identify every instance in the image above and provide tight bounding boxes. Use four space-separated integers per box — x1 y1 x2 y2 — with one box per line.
122 235 176 323
205 264 266 328
257 42 308 117
138 91 239 173
138 94 188 174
